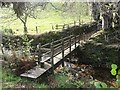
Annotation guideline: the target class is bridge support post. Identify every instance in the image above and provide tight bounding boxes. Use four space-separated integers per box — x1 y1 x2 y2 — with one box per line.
50 40 54 74
38 43 42 64
62 37 64 67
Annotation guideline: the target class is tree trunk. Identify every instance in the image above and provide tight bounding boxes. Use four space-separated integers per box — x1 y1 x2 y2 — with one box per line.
101 3 113 30
91 2 100 22
23 22 28 34
17 16 28 34
102 14 109 30
114 2 120 28
107 9 113 29
92 2 101 31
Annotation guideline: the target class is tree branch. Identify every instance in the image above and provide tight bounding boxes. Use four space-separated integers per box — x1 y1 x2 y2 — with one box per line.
18 16 25 24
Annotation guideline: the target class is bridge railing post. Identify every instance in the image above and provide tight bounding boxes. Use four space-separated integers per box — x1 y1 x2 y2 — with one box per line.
38 43 42 64
50 40 54 74
61 37 64 67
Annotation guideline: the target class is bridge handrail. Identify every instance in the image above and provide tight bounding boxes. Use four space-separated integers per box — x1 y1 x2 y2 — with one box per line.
37 34 80 68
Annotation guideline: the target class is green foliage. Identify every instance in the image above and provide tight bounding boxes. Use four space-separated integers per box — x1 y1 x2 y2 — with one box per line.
73 80 84 88
111 64 118 70
92 64 120 88
111 64 118 76
93 81 108 88
21 34 33 56
82 41 120 68
94 82 101 88
35 84 49 88
100 82 108 88
2 68 49 88
111 69 117 76
91 64 120 89
3 21 97 50
118 69 120 75
54 73 73 88
2 34 36 75
110 64 120 88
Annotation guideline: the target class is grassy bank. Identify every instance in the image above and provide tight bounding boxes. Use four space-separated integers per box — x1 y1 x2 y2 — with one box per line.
0 3 92 35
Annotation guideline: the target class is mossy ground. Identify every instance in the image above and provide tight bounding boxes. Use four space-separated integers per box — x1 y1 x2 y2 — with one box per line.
80 28 120 68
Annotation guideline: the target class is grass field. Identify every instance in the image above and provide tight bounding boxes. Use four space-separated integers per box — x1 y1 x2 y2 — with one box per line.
0 3 92 35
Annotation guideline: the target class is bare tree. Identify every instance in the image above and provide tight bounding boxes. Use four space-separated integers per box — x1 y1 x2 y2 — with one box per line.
12 2 38 33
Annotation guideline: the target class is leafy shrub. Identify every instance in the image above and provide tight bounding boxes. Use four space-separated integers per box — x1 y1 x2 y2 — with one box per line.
35 84 49 88
2 21 97 49
73 80 84 88
81 42 120 68
2 34 37 75
54 73 73 88
93 80 108 88
92 64 120 88
111 64 120 88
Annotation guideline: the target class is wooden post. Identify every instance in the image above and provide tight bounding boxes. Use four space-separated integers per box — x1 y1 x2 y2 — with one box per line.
38 43 42 64
67 24 69 29
61 37 64 67
52 25 54 30
74 21 76 26
40 61 44 68
50 40 54 74
36 26 38 33
56 24 58 29
63 24 65 30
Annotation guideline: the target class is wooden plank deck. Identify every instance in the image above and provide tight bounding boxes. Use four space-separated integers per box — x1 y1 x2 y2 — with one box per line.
21 62 51 79
20 43 79 79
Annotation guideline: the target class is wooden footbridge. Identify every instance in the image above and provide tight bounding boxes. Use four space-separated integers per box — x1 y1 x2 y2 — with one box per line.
20 34 81 79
